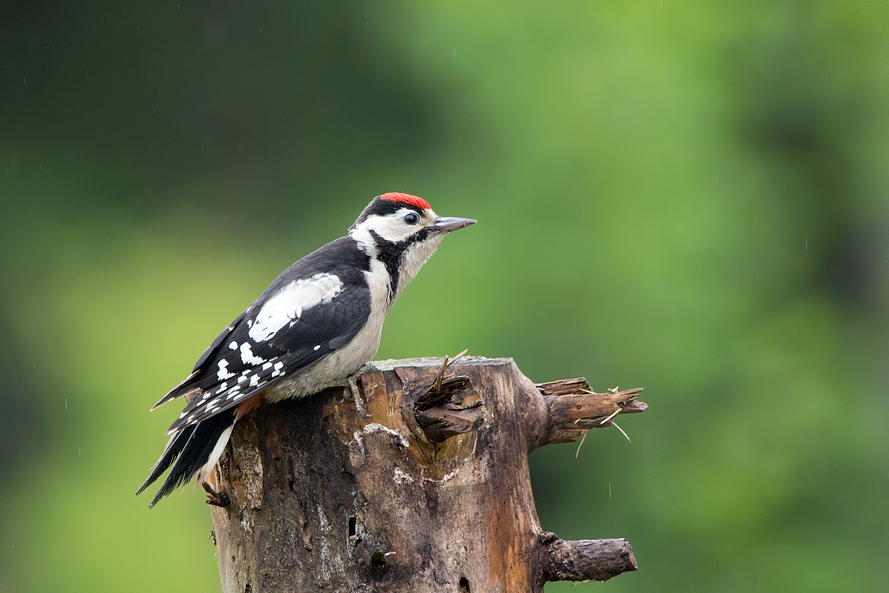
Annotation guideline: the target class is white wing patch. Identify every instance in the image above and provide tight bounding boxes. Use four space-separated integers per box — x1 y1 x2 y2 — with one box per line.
217 359 235 381
239 342 267 365
248 273 343 342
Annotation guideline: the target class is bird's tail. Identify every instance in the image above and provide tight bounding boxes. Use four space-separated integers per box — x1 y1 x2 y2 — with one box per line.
136 409 236 508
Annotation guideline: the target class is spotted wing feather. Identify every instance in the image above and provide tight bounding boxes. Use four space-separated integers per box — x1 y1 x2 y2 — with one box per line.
165 283 371 433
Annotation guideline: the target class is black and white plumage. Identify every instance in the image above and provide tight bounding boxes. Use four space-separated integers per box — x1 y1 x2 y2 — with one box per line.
137 193 475 507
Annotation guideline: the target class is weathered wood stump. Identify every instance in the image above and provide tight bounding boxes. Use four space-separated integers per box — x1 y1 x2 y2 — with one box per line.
209 356 646 592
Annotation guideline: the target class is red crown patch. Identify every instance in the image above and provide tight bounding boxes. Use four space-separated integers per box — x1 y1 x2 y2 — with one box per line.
379 192 431 211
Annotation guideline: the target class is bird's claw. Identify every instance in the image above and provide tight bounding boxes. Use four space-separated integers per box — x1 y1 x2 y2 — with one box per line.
342 365 375 419
202 482 229 508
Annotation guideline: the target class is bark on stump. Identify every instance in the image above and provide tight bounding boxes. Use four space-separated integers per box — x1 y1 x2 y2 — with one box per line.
208 356 646 592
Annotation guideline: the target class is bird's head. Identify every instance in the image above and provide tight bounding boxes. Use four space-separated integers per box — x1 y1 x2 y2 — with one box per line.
349 192 475 295
350 192 475 243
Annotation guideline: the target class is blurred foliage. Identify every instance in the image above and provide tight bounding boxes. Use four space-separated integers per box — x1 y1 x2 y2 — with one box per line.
2 2 888 592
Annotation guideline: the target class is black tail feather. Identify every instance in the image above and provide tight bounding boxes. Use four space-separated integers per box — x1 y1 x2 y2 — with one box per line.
137 409 237 508
136 424 195 496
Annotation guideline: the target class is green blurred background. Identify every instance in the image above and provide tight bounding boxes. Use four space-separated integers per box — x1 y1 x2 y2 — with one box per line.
2 2 887 591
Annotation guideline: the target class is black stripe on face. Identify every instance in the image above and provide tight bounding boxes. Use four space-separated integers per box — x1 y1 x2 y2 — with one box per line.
369 228 431 298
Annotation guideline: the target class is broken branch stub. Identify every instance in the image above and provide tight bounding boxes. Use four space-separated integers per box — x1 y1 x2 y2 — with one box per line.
208 356 646 593
538 533 638 584
534 380 646 449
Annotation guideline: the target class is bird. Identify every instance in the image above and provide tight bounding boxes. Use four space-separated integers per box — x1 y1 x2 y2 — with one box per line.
137 192 475 507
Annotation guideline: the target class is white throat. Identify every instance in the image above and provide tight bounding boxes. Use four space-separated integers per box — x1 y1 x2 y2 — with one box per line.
396 234 445 294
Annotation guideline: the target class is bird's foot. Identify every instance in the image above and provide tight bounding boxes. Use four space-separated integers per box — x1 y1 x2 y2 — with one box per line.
341 364 377 419
202 482 229 508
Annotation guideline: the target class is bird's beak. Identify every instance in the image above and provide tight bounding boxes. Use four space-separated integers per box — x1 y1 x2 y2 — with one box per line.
429 216 476 234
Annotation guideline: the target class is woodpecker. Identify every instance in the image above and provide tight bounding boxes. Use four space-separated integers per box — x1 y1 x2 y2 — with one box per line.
137 193 475 507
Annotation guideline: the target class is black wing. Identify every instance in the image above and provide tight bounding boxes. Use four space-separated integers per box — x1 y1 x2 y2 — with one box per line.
160 236 373 433
165 285 370 433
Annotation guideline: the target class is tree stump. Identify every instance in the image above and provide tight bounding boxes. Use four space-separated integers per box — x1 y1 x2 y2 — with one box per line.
208 356 646 592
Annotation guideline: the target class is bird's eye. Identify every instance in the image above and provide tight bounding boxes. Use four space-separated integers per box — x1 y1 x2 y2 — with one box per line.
403 212 420 225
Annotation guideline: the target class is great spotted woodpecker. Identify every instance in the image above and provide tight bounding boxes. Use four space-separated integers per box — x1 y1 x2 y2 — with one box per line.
137 193 475 507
